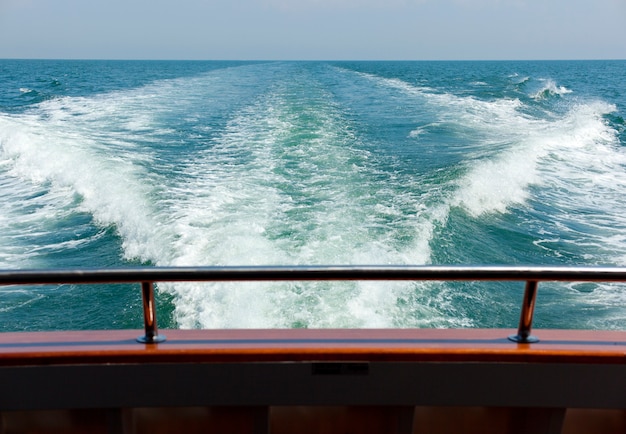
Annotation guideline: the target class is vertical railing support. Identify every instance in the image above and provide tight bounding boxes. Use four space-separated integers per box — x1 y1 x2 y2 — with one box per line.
508 280 539 343
137 281 166 344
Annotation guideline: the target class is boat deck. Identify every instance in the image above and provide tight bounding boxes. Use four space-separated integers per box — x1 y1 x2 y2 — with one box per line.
1 328 626 433
2 265 626 432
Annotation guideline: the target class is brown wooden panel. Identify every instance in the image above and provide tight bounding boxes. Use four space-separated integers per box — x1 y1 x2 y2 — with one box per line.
271 406 414 434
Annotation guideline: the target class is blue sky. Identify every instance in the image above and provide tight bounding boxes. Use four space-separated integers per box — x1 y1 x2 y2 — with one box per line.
1 0 625 60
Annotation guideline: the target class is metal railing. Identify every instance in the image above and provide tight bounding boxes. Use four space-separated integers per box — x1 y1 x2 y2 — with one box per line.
2 265 626 344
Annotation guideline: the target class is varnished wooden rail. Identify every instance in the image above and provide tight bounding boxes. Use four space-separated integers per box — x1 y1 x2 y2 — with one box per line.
1 265 626 344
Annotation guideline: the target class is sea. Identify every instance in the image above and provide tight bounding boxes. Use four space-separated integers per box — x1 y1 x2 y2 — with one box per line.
1 60 625 332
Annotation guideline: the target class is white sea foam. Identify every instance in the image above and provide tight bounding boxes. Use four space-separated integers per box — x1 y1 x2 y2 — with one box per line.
531 79 573 99
0 66 275 270
453 146 542 216
3 63 624 330
362 70 535 217
373 73 621 226
0 102 172 266
155 82 441 328
5 68 430 330
530 101 626 263
362 68 626 284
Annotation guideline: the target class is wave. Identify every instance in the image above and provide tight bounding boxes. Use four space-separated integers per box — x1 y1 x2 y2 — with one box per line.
0 66 450 329
358 69 621 211
0 111 168 265
1 62 624 330
531 79 573 100
0 64 283 269
16 88 56 105
354 68 626 292
164 82 625 328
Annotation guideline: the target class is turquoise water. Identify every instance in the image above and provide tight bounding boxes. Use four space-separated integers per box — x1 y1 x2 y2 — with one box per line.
1 60 625 331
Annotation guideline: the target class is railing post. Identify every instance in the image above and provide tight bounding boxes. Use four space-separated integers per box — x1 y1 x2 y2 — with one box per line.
137 281 166 344
508 280 539 343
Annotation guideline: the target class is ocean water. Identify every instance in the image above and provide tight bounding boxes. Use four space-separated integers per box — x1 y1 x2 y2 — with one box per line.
0 60 625 332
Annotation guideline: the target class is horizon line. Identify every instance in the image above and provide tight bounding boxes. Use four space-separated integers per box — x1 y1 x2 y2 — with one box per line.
1 57 625 62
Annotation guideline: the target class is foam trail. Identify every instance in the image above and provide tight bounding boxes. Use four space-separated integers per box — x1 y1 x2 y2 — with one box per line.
146 68 464 328
159 85 435 328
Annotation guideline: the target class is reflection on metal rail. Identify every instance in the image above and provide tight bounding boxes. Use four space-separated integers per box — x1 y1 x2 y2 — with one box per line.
2 265 626 344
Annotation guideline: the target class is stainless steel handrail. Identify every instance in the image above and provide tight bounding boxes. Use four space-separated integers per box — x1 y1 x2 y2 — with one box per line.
2 265 626 344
